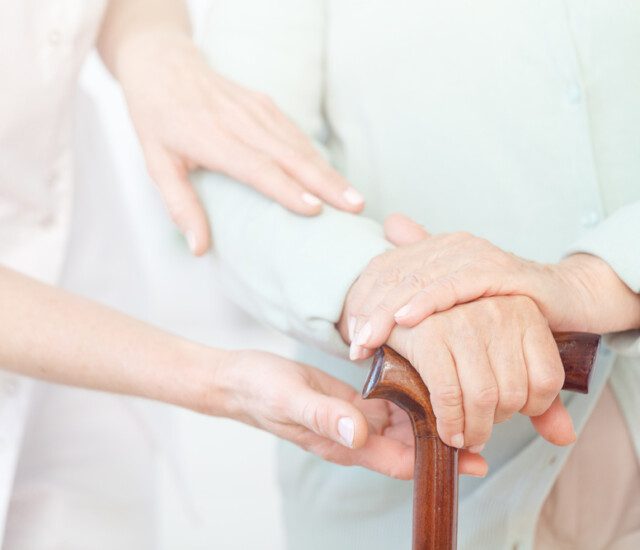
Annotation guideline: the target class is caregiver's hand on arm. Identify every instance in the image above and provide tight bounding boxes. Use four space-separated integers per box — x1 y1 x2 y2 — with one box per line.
97 0 364 255
0 265 416 479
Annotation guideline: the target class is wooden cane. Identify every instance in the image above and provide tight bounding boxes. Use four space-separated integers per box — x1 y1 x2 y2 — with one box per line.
362 332 600 550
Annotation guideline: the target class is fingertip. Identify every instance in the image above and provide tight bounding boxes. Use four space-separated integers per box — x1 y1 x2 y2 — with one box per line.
348 411 369 450
291 193 323 216
184 225 211 256
459 451 489 477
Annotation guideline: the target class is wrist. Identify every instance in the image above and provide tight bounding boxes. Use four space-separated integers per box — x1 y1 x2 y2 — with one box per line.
158 340 233 418
550 253 640 333
110 29 195 87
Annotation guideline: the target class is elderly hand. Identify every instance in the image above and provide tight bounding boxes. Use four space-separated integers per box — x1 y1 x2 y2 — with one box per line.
384 296 575 451
347 214 640 352
337 214 588 452
217 350 488 478
111 30 364 255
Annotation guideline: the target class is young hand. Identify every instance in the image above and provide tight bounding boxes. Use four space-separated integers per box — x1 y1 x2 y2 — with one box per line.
112 31 364 255
209 350 488 478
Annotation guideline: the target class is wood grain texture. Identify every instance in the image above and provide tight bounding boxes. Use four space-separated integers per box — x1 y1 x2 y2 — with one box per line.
362 332 600 550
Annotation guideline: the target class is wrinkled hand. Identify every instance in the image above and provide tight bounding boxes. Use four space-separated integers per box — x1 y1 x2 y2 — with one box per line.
338 215 581 452
219 350 487 478
349 214 639 351
383 296 576 451
115 31 365 255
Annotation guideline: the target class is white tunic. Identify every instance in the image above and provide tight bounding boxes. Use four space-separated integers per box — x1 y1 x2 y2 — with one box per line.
0 3 155 547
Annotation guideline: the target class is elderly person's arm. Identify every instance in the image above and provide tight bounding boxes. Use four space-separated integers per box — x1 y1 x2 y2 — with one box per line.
342 208 640 451
96 0 364 255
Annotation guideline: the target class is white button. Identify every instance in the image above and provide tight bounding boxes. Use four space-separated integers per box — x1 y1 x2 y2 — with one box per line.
581 211 600 228
567 83 582 104
48 30 61 46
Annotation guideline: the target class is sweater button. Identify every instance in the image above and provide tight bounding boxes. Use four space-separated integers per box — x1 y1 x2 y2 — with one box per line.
581 211 600 228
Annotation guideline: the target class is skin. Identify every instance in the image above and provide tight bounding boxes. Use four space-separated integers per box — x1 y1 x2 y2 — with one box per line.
97 0 365 256
0 265 415 479
340 214 640 452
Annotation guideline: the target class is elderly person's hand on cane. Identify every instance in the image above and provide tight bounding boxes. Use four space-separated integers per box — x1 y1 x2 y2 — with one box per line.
343 214 640 452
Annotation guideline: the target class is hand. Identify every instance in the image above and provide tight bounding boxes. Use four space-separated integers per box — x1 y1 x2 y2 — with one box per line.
384 296 575 451
348 214 640 351
114 31 365 255
212 350 488 478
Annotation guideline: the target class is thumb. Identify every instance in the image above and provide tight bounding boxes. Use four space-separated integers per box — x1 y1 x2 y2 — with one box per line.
529 396 577 446
292 389 369 450
384 213 429 246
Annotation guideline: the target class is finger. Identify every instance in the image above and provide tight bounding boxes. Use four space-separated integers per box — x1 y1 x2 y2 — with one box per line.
383 213 430 246
145 147 211 255
359 272 437 349
276 150 365 213
529 395 576 446
345 270 386 360
486 329 528 424
520 322 565 417
195 135 325 216
225 90 366 213
458 450 489 478
394 269 496 327
414 334 466 449
315 432 415 479
450 333 499 449
291 387 369 449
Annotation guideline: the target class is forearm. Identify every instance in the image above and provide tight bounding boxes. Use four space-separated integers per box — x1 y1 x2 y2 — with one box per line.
0 265 228 415
97 0 191 78
198 173 389 355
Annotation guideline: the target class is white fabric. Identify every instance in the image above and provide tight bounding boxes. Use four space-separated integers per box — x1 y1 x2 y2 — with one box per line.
0 2 156 546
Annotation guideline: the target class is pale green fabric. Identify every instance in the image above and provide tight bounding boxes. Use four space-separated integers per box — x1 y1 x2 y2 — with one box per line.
196 1 640 548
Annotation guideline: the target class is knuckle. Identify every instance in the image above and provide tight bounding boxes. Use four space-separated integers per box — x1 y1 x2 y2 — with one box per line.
430 384 464 412
301 401 324 434
379 267 404 286
367 254 389 272
471 384 499 411
403 272 427 289
498 388 528 413
533 373 564 398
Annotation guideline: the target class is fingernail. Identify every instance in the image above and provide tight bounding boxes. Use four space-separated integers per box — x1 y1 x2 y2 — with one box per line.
343 187 365 206
355 322 372 346
395 304 412 320
338 417 355 448
348 316 356 341
185 230 197 254
468 444 485 454
302 192 322 206
349 342 363 361
469 471 488 478
451 433 464 449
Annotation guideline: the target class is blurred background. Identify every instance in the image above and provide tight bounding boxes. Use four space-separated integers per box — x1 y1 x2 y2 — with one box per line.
77 1 288 548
